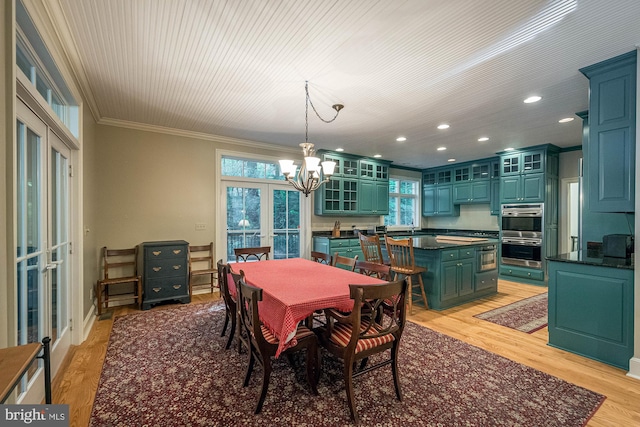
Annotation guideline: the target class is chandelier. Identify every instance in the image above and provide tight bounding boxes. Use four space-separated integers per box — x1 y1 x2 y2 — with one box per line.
279 81 344 197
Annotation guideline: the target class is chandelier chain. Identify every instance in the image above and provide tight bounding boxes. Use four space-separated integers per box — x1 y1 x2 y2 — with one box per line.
305 81 341 127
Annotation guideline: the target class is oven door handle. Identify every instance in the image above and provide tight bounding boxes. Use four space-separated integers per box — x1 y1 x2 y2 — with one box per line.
502 238 541 246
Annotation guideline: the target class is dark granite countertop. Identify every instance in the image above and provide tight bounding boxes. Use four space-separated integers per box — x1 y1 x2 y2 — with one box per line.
547 251 634 270
410 236 499 250
312 228 499 240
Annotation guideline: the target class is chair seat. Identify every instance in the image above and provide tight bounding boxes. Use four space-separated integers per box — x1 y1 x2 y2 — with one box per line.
390 265 426 275
98 276 139 285
260 324 314 345
328 321 395 354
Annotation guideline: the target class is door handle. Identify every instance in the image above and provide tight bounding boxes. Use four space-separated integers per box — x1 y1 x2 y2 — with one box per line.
42 260 63 272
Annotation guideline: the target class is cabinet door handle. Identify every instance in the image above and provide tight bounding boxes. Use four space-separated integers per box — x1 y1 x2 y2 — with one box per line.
152 287 161 293
152 251 162 256
173 249 182 255
173 284 182 289
153 267 162 272
173 265 182 270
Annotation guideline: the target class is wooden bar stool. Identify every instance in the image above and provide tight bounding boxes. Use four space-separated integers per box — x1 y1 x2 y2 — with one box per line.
384 235 428 313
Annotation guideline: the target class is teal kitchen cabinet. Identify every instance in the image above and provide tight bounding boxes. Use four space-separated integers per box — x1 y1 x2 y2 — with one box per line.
453 181 490 204
313 237 363 267
422 167 459 217
490 179 500 215
548 258 634 369
320 152 359 178
359 180 389 215
359 159 390 181
580 50 636 213
500 149 545 176
500 172 544 203
423 184 458 217
314 177 359 215
440 248 475 302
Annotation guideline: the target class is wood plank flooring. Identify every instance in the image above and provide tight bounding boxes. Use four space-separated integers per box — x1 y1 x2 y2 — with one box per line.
52 280 640 427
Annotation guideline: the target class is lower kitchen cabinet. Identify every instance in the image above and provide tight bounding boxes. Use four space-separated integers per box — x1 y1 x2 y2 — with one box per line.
417 245 497 310
313 237 363 267
548 259 634 370
139 240 190 310
499 264 544 284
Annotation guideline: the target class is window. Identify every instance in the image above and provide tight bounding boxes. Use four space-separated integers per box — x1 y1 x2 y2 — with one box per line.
384 177 420 227
221 156 284 180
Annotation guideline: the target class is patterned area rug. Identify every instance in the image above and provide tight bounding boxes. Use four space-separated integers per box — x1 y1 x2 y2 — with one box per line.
90 301 603 426
474 293 548 333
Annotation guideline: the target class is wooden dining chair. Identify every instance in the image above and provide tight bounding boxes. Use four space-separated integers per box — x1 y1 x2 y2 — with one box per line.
355 259 392 280
311 250 332 265
228 267 249 355
358 232 387 264
188 242 216 296
234 246 271 262
384 235 429 313
316 279 408 424
216 260 237 350
237 275 319 414
331 253 358 271
96 246 142 315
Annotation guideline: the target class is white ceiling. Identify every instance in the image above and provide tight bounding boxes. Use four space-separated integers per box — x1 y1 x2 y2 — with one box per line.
46 0 640 168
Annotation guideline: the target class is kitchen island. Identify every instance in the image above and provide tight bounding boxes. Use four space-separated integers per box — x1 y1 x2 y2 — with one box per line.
547 251 634 370
312 231 499 311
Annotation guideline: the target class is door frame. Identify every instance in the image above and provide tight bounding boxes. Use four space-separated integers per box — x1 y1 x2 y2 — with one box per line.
215 149 312 263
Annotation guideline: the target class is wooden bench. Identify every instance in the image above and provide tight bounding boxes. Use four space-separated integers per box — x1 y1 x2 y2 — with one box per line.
0 337 51 404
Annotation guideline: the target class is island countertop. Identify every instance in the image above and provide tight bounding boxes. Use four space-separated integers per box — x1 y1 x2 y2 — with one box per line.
547 251 634 270
409 235 498 250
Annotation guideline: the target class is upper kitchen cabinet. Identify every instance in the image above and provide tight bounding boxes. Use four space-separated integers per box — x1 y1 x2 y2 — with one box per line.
580 50 636 213
452 159 492 204
498 146 559 204
422 167 459 217
314 150 391 216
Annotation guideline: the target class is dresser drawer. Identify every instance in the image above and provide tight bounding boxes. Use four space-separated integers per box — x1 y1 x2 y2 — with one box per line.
145 244 187 260
145 258 187 278
145 278 188 300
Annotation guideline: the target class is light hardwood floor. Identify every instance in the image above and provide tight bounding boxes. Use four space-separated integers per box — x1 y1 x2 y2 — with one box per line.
53 280 640 427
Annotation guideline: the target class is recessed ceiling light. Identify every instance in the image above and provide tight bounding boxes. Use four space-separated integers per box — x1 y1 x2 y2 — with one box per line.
504 147 515 151
373 154 382 158
396 136 407 142
558 117 574 123
437 146 447 151
478 137 489 142
437 123 450 130
335 148 344 152
524 95 542 103
447 158 456 162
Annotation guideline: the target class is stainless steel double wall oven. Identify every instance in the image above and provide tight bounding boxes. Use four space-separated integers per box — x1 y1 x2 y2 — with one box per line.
500 203 543 268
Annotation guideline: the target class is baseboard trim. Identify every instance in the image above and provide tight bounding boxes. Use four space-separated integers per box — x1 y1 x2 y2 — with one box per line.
83 304 96 342
627 357 640 380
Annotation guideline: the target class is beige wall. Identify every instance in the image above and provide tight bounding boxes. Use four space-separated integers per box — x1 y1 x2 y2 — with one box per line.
82 104 98 315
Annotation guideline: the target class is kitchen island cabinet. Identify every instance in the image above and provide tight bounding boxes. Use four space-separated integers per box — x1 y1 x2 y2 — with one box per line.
547 252 634 370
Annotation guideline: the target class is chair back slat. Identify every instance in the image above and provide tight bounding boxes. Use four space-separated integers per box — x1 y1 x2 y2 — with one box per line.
331 253 358 271
384 236 417 272
311 251 332 265
358 233 385 264
355 260 392 280
102 246 138 280
234 246 271 262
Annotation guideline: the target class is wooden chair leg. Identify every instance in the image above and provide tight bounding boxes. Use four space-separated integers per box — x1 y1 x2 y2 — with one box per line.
225 311 236 350
137 279 143 311
305 340 319 395
96 281 102 315
343 357 359 424
391 342 403 401
417 273 428 310
255 357 272 414
243 349 256 387
221 307 230 337
407 275 413 315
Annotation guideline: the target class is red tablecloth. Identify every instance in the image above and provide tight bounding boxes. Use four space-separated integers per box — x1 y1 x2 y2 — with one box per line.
230 258 385 356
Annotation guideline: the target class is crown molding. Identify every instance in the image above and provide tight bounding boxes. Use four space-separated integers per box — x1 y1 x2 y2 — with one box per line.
98 117 301 154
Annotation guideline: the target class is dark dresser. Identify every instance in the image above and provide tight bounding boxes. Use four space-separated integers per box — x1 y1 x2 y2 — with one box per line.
139 240 190 310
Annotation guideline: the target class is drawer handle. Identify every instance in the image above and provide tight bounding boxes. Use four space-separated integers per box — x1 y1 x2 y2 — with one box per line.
153 267 162 272
173 265 182 270
173 249 182 255
173 284 182 289
152 287 161 293
152 251 162 256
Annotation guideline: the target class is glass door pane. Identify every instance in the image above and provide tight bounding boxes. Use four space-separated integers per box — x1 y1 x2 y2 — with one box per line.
272 188 300 259
226 185 265 260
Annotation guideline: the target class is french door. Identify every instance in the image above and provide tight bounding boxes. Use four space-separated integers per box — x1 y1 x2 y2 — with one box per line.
223 181 302 261
16 99 72 402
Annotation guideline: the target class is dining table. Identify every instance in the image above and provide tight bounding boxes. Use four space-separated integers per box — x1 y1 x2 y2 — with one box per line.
229 258 385 357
